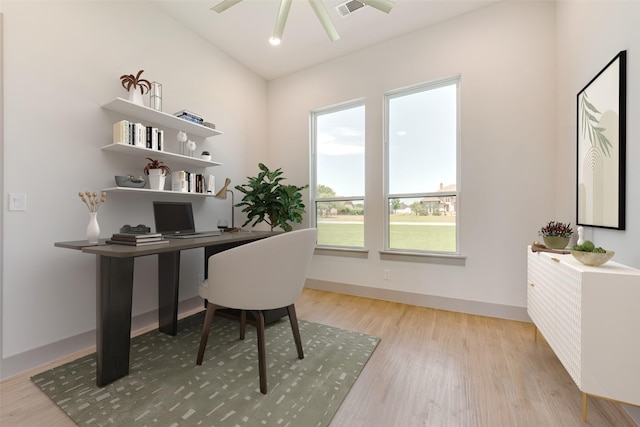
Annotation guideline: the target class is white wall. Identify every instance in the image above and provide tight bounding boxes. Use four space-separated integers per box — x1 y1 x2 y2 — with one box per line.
555 1 640 422
1 0 267 371
268 2 557 313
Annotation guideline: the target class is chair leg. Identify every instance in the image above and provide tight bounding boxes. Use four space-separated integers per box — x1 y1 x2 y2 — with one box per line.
196 303 219 365
251 310 267 394
240 310 247 340
287 304 304 359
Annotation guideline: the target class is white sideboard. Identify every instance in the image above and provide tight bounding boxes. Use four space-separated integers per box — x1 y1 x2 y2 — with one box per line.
527 248 640 421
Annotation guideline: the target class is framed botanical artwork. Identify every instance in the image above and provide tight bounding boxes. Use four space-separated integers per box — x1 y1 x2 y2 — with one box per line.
576 50 626 230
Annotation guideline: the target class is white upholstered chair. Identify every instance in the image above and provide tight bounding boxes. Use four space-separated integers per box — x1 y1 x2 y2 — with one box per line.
196 228 317 394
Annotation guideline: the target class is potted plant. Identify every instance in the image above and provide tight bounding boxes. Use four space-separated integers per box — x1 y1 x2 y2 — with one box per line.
144 158 171 191
120 69 152 105
538 220 573 249
235 163 308 231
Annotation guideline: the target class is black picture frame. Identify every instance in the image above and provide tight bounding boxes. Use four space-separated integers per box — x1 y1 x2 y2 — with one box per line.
576 50 626 230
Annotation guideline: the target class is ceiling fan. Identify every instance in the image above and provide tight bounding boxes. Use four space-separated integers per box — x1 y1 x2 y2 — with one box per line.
211 0 395 45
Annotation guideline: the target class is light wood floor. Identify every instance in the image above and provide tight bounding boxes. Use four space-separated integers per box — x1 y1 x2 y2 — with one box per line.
1 288 636 427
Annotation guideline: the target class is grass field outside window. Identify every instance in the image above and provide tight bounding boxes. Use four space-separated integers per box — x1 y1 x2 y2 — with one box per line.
317 214 456 251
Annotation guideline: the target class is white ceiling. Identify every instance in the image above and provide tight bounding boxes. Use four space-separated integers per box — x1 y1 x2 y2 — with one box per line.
152 0 499 81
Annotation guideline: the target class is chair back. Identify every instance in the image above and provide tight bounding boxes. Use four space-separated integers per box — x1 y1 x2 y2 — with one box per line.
205 228 317 310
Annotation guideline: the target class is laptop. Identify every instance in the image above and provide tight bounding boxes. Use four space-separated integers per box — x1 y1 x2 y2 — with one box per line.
152 201 221 238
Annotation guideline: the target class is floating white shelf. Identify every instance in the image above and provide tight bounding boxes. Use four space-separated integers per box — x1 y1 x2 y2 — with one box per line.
102 187 215 197
101 144 222 168
101 98 222 138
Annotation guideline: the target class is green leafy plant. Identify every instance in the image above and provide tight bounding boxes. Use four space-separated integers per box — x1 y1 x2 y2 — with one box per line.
143 158 171 176
120 70 152 95
235 163 308 231
538 221 573 238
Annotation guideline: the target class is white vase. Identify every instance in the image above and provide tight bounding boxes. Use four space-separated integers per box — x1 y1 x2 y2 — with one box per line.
148 169 166 190
87 212 100 243
128 89 144 106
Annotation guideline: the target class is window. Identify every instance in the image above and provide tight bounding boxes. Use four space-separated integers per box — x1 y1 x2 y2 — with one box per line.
311 101 365 248
385 77 459 253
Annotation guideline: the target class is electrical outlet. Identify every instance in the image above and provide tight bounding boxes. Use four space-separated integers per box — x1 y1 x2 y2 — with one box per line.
383 269 391 280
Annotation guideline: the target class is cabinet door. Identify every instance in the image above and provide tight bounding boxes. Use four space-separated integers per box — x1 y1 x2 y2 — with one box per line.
527 251 582 387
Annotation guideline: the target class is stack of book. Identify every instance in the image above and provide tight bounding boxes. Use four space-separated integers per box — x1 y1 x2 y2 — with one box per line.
113 120 164 150
174 109 204 125
171 170 208 193
107 232 169 246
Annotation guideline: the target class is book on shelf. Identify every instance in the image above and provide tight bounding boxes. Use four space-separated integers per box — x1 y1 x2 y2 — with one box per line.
172 170 188 192
177 115 204 125
107 238 169 246
110 232 162 241
113 120 164 151
133 122 145 147
170 171 208 194
113 120 130 144
174 109 204 122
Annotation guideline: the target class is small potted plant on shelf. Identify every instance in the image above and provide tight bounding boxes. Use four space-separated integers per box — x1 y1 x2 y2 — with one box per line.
144 158 171 191
538 220 573 249
235 163 308 232
120 69 152 106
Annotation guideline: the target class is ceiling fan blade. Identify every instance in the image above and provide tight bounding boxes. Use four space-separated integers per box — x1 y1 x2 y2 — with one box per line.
308 0 340 42
211 0 243 13
271 0 293 43
359 0 394 14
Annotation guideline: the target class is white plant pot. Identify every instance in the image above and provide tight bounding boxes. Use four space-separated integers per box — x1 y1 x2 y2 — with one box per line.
148 169 166 190
128 89 144 106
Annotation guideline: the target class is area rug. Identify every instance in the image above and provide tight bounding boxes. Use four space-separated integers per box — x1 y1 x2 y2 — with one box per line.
32 312 379 426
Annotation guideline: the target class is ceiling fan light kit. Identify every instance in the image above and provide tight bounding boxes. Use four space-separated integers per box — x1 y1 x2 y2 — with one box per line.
211 0 394 45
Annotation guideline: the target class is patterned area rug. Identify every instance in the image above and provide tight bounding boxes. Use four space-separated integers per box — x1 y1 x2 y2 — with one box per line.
32 312 379 426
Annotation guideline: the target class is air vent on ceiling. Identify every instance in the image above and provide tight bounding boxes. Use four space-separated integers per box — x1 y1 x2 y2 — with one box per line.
335 0 366 17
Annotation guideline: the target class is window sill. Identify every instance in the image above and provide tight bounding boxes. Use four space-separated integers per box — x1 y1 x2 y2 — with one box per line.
314 246 369 259
379 250 466 266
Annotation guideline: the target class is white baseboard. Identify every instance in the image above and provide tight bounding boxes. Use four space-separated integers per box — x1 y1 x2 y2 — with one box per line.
305 279 531 322
0 297 204 381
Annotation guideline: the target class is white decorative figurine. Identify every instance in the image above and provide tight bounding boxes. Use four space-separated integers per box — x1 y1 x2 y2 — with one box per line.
187 140 196 157
577 226 584 246
177 131 187 155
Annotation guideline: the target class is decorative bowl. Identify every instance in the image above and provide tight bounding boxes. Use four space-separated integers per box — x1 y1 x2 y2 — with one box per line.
570 250 615 267
115 175 146 188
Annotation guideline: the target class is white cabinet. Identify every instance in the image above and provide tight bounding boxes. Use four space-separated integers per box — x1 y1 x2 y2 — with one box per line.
527 248 640 421
101 98 223 196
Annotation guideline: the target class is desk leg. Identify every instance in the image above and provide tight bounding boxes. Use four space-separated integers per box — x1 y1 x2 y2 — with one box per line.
95 255 134 387
158 251 180 335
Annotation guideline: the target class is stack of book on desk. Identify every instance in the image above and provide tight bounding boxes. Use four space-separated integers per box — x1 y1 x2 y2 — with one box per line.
107 233 169 246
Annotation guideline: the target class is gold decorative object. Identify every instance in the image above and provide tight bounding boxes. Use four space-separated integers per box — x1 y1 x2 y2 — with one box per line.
78 191 107 212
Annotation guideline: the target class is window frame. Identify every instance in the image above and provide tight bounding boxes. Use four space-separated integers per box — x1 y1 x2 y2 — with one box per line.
310 98 366 249
383 76 461 254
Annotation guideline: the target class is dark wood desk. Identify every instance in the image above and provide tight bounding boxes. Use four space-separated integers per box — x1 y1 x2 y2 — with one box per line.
55 231 276 387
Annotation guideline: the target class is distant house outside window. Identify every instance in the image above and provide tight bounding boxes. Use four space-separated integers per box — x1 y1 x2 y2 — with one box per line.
385 77 460 253
311 101 365 248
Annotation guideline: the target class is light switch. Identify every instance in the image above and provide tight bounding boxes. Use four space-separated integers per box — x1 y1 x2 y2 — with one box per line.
9 193 27 211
